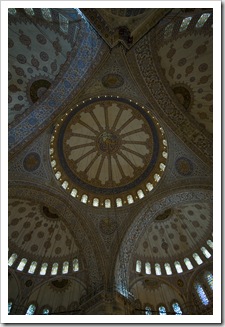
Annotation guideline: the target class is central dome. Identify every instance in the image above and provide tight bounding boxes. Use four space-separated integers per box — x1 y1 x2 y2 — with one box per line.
50 96 167 207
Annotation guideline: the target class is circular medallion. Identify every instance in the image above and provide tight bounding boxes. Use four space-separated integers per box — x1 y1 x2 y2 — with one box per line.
51 96 167 207
175 157 193 176
23 152 41 171
102 74 124 88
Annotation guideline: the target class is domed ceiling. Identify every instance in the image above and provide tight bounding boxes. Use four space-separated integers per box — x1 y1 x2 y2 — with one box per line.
50 96 168 207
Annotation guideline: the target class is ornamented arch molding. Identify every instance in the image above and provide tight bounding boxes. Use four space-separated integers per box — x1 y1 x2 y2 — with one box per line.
8 185 104 289
114 188 212 295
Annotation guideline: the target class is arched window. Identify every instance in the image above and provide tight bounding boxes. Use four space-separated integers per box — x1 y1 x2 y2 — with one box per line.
162 151 168 159
172 302 182 315
205 272 213 290
24 8 35 16
42 308 50 315
51 160 56 168
164 23 174 38
195 13 211 28
145 306 152 315
51 263 58 275
8 253 18 266
145 262 151 275
93 198 99 207
8 301 13 314
159 163 166 171
207 239 213 249
116 198 123 207
146 183 153 191
28 261 37 274
41 8 52 21
105 199 111 208
164 263 172 275
59 13 69 33
81 194 88 204
163 139 167 146
26 304 36 315
155 263 161 275
71 188 77 197
179 17 192 32
159 305 167 315
127 195 134 204
154 174 161 182
8 8 17 15
201 246 211 259
73 258 79 272
40 263 48 275
136 260 141 273
55 171 61 180
174 261 183 273
17 258 27 271
194 283 209 305
62 181 68 190
193 253 203 265
62 261 69 274
137 190 144 199
184 258 193 270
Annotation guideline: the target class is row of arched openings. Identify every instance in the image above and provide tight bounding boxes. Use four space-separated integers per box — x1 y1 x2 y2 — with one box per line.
145 302 182 315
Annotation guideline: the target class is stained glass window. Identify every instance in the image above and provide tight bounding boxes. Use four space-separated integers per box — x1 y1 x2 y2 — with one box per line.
160 163 166 171
164 23 174 38
146 183 153 191
51 160 56 168
145 306 152 315
205 272 213 290
145 262 151 274
93 198 99 207
26 304 36 315
174 261 183 273
71 188 78 197
51 263 58 275
201 246 211 259
59 14 69 33
42 308 50 315
162 151 168 159
155 263 162 275
73 258 79 272
17 258 27 271
193 253 203 265
172 302 182 315
8 302 13 314
207 239 213 249
62 181 68 189
136 260 141 273
195 283 209 305
62 261 69 274
127 195 134 204
137 190 144 199
116 198 123 207
41 8 52 22
81 194 88 203
195 13 211 28
28 261 37 274
164 263 172 275
24 8 35 16
40 263 48 275
105 199 111 208
159 306 167 315
184 258 193 270
55 171 61 180
8 253 17 266
154 174 161 182
8 8 16 15
179 17 192 32
163 139 167 146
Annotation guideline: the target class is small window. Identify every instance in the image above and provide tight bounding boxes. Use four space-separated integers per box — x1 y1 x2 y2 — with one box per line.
179 17 192 32
154 174 161 182
195 13 211 28
184 258 193 270
159 305 167 315
8 253 18 266
163 139 167 146
136 260 141 273
8 301 13 314
71 188 78 197
174 261 183 273
172 302 182 315
145 306 152 315
50 135 55 142
116 198 123 207
137 190 144 199
55 171 61 180
205 272 213 290
59 13 69 33
28 261 37 274
145 262 151 275
26 304 36 315
17 258 27 271
81 194 88 203
164 263 172 275
24 8 35 16
93 198 99 207
62 261 69 274
155 263 161 275
160 163 166 171
207 239 213 249
162 151 168 159
51 160 56 168
193 253 203 265
8 8 17 15
201 247 211 259
146 183 153 191
105 199 111 208
42 308 50 315
127 194 134 204
164 23 174 38
51 263 58 275
73 258 79 272
62 181 68 190
41 8 52 21
40 263 48 275
195 283 209 305
49 148 54 155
